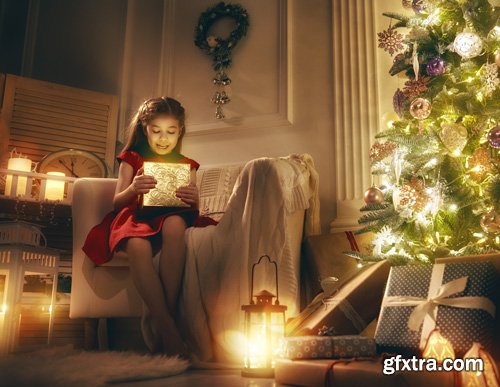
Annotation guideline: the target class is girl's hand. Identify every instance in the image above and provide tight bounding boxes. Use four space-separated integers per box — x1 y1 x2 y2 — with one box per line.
176 183 199 207
130 167 157 195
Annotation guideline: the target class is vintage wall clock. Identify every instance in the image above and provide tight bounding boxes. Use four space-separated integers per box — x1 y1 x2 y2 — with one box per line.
38 149 108 178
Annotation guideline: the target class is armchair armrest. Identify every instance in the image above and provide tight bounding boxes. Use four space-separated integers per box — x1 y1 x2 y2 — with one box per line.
70 178 143 318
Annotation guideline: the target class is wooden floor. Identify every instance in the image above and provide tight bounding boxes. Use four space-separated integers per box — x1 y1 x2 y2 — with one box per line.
119 369 279 387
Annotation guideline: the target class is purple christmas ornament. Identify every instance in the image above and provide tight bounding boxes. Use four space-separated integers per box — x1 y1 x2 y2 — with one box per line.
487 125 500 149
426 57 446 76
393 88 406 118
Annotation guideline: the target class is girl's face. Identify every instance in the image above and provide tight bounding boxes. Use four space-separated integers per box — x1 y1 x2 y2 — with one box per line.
144 115 181 155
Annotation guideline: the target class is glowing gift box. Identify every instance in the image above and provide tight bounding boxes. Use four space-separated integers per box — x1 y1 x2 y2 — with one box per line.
141 162 191 208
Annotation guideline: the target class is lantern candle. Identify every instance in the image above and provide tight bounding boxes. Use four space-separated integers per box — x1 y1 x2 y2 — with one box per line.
242 255 287 378
44 172 65 200
5 157 32 197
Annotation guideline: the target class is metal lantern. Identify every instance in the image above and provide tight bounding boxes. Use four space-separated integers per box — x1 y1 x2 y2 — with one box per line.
241 255 287 378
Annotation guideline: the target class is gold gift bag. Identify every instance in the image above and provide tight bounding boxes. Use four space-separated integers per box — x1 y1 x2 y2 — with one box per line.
141 162 191 208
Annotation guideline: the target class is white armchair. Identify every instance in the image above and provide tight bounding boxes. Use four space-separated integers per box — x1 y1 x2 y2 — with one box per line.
70 155 320 362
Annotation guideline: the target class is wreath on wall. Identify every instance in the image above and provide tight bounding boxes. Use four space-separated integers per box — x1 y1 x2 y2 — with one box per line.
194 2 249 71
194 2 250 119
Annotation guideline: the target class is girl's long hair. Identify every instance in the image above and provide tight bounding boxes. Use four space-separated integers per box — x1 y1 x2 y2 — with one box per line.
123 97 186 154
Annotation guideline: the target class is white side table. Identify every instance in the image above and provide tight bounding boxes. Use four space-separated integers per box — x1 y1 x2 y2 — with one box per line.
0 221 59 354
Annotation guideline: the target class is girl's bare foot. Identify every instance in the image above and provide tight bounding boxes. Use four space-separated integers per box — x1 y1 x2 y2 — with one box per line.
156 317 189 358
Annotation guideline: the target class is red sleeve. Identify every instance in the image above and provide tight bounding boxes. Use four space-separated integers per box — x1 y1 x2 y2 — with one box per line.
117 151 142 174
184 157 200 171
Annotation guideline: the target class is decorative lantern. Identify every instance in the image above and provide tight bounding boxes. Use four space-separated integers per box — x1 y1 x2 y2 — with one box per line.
422 328 455 363
241 255 287 378
460 342 500 387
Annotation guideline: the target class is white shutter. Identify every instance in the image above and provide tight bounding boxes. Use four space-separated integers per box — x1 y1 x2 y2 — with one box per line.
1 74 118 171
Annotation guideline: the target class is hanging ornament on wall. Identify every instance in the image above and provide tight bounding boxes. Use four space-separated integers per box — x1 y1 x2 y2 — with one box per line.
194 2 249 119
488 125 500 149
440 123 468 155
409 98 431 119
363 186 385 205
451 31 483 60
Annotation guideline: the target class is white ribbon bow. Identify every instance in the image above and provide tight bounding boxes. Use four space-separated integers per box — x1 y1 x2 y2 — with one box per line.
384 276 496 332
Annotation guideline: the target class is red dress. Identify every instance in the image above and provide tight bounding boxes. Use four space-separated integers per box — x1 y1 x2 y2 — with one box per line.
82 150 217 265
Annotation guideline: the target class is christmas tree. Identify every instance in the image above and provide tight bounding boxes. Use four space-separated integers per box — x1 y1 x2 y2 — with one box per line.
354 0 500 265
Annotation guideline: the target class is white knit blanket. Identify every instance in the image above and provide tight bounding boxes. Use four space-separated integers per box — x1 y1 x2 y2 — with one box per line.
144 154 320 364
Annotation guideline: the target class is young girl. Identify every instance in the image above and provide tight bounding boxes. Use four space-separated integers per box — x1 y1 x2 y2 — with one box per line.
82 97 215 357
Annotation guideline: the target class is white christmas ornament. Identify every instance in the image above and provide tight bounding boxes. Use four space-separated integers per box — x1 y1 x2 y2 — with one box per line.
452 31 483 60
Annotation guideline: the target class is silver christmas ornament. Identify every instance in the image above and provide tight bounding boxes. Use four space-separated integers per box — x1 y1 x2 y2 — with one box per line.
452 31 483 60
409 98 432 119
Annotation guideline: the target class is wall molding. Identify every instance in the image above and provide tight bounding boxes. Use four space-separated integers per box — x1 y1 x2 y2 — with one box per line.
329 0 380 233
159 0 291 137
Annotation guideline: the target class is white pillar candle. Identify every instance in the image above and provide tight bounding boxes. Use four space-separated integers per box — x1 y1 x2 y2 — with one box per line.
5 157 31 196
44 172 65 200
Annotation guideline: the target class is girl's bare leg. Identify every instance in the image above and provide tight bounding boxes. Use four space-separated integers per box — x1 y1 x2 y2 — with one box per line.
125 237 186 357
159 216 188 355
159 215 187 315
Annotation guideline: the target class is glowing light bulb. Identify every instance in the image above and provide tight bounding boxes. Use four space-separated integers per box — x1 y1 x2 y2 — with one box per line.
449 204 458 212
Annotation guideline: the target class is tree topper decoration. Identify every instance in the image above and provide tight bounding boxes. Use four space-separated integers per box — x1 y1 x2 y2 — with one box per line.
194 2 249 119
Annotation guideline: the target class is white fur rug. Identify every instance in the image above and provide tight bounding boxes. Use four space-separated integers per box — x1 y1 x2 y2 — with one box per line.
0 346 189 386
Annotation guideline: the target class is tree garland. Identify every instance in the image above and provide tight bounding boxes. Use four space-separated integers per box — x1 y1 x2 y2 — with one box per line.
194 2 249 71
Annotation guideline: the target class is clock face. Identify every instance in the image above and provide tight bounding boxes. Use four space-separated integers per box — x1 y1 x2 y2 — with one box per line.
38 149 108 178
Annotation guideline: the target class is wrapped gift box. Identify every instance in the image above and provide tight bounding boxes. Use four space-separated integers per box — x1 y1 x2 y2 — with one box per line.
300 231 374 308
375 261 497 356
275 358 455 387
141 161 190 208
284 335 376 360
436 253 500 361
287 260 391 336
284 336 333 359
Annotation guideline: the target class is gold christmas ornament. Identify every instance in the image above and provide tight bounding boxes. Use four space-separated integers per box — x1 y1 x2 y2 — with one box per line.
468 147 493 181
480 209 500 233
369 141 397 162
495 50 500 67
363 186 385 204
440 123 468 155
410 98 432 120
381 111 400 129
399 177 428 211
